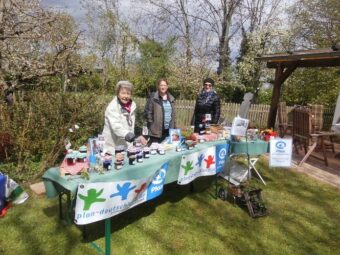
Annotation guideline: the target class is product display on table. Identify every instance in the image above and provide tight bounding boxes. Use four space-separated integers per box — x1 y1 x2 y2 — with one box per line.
231 116 249 137
169 129 181 145
56 120 274 178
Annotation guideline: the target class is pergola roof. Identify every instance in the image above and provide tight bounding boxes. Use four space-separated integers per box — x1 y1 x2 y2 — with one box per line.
256 47 340 68
255 45 340 128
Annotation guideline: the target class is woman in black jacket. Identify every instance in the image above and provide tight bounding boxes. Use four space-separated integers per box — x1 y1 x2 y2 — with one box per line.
192 78 221 133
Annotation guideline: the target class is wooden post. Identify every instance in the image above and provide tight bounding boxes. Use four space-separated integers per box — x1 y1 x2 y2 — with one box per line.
267 65 283 128
267 64 296 129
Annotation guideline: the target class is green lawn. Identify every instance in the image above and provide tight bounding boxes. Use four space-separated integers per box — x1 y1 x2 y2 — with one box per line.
1 158 340 255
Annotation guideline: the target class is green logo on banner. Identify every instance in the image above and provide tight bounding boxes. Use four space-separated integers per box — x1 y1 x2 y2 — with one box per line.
78 188 106 210
181 161 194 175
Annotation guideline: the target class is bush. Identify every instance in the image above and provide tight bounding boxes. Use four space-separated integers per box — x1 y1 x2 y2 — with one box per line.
0 92 112 181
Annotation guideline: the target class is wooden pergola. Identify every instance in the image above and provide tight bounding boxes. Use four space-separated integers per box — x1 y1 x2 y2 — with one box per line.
256 46 340 128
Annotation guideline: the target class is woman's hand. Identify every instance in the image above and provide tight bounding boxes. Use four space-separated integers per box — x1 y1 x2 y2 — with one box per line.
136 135 148 146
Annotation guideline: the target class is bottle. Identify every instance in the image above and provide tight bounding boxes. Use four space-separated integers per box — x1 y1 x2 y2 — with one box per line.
89 155 96 173
199 124 205 135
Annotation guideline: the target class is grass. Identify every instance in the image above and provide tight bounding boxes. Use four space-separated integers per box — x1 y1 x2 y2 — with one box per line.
0 157 340 255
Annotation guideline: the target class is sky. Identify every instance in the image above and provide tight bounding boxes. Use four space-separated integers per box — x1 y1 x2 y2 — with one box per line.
41 0 135 26
41 0 86 23
40 0 294 65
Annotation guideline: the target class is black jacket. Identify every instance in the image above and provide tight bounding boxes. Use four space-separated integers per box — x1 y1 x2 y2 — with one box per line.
192 90 221 131
144 91 176 138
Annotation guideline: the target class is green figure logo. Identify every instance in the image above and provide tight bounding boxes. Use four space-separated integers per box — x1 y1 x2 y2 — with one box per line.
78 188 106 210
181 161 194 175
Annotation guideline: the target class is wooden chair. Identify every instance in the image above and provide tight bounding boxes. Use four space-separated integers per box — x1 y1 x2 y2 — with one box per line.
277 101 292 137
292 106 335 166
309 104 335 152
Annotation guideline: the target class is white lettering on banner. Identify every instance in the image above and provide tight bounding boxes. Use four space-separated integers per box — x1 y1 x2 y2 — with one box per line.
152 169 166 185
74 163 169 225
75 191 146 222
151 185 162 192
219 148 226 159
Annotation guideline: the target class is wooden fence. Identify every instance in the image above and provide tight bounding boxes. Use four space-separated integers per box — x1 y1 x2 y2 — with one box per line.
135 98 337 129
1 96 335 130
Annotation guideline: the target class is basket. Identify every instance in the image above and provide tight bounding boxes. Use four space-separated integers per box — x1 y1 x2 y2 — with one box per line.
208 124 223 134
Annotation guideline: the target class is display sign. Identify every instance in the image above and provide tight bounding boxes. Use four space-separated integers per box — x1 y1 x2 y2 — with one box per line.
231 116 249 136
74 163 169 225
269 138 292 167
215 143 229 173
169 129 182 145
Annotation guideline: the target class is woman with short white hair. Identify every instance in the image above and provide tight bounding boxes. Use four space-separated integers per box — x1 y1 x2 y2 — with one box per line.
102 80 147 154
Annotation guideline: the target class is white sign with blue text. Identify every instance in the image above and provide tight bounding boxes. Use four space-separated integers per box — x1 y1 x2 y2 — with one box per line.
215 143 229 173
74 162 169 225
269 138 292 167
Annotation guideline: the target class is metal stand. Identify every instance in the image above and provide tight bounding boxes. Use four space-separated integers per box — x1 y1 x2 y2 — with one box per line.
249 157 266 185
88 218 111 255
105 218 111 255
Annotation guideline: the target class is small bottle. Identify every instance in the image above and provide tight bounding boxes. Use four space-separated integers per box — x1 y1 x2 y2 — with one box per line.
127 148 136 165
103 153 112 171
114 160 123 170
158 144 165 155
143 147 150 158
114 146 125 168
89 154 96 173
136 151 143 163
199 124 205 135
150 143 158 155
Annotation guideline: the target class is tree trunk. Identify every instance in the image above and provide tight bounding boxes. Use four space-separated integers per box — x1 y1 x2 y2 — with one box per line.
216 0 240 77
179 0 192 72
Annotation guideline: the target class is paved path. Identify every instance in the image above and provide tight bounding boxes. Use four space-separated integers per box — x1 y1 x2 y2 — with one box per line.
263 154 340 189
292 159 340 189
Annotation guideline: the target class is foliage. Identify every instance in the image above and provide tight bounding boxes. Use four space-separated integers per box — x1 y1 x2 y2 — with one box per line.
82 0 139 89
282 67 340 107
257 88 273 105
214 66 246 103
236 31 268 99
133 38 175 97
288 0 340 48
0 92 112 181
276 0 340 105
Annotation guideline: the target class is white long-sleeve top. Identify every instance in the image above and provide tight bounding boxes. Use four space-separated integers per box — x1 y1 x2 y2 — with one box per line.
102 96 136 154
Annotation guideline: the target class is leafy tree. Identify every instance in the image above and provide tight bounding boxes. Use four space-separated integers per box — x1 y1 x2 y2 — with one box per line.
280 0 340 106
283 68 340 107
236 0 284 102
133 38 175 97
289 0 340 48
82 0 139 90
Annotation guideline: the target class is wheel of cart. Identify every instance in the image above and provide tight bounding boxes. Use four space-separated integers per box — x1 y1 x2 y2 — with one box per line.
215 153 251 202
217 187 227 201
